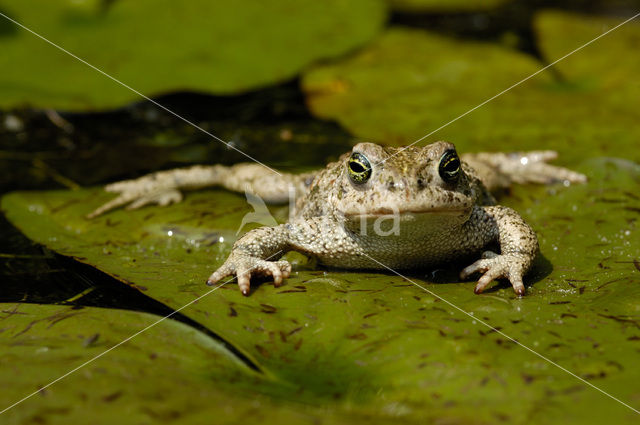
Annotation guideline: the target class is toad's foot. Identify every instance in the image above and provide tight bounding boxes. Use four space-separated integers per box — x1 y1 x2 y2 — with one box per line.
206 251 291 295
460 251 527 296
87 178 183 219
503 151 587 185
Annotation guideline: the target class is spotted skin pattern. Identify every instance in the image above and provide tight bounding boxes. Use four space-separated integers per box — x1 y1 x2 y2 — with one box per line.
89 141 586 296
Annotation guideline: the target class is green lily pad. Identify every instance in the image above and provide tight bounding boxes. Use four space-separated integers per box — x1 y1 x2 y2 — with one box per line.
0 0 385 110
2 154 639 423
0 303 346 424
535 10 640 86
388 0 511 13
301 22 640 162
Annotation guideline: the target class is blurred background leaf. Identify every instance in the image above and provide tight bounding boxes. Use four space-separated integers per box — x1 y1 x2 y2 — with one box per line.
0 0 385 110
301 11 640 163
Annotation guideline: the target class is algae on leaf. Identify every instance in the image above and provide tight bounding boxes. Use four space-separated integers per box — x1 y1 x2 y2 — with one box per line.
0 0 386 110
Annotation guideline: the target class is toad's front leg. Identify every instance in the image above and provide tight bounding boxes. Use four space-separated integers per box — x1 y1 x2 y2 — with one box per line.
460 206 538 296
207 224 293 295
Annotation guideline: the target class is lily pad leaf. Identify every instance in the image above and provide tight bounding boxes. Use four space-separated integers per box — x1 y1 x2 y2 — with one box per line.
535 10 640 92
0 302 336 424
2 155 640 424
0 0 386 110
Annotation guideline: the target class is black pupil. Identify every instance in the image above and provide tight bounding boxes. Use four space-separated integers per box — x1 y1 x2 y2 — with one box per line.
439 151 460 182
350 162 366 173
444 157 459 173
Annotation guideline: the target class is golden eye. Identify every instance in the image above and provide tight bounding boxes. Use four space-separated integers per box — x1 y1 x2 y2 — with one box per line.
439 149 460 183
348 152 372 184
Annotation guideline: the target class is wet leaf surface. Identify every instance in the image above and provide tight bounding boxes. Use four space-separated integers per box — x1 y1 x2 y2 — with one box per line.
2 153 639 423
0 0 385 110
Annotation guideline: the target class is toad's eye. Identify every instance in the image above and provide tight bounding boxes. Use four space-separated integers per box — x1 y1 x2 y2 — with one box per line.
348 152 372 184
439 149 461 183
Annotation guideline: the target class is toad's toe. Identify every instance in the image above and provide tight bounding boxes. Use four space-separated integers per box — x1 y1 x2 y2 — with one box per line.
462 255 527 296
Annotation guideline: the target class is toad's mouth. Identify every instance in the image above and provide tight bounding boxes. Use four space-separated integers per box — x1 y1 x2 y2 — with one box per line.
342 206 470 218
341 206 473 236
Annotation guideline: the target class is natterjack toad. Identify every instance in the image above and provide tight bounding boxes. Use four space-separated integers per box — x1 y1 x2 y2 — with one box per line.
88 142 586 296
